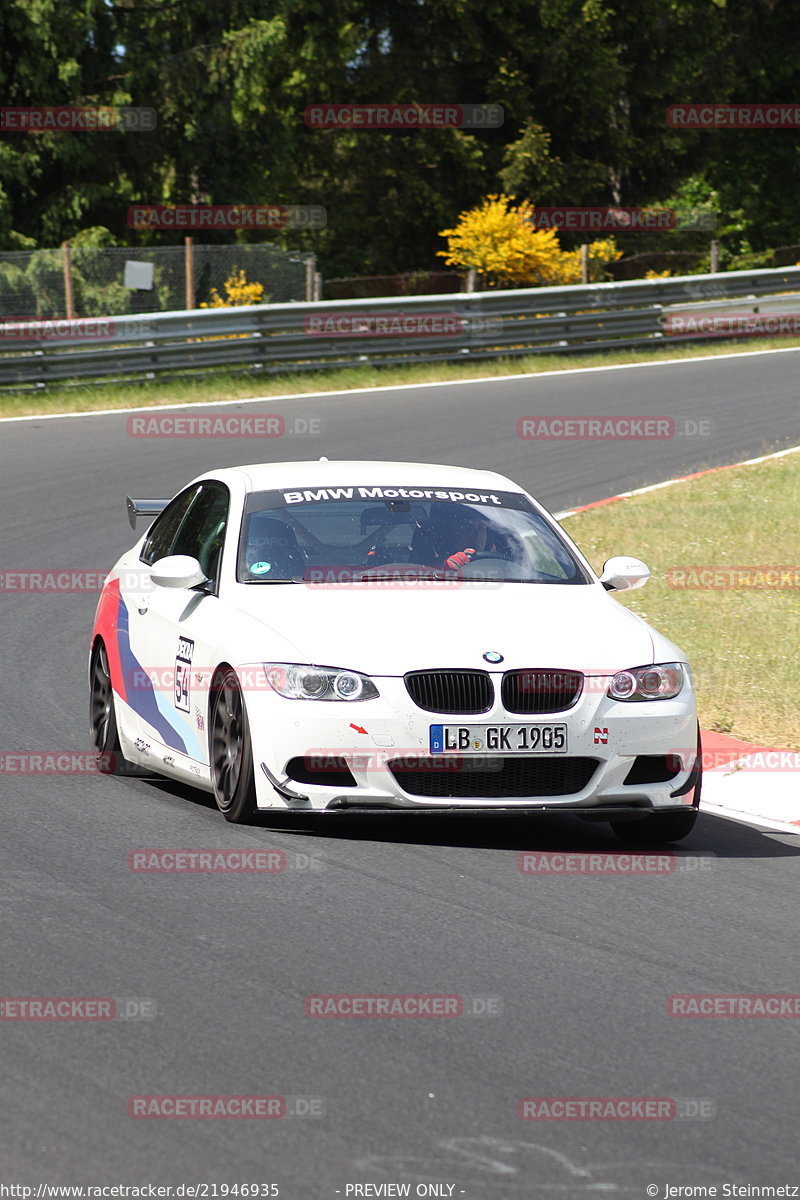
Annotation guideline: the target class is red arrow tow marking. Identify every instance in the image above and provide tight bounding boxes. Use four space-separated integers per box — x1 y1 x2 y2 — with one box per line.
349 723 367 735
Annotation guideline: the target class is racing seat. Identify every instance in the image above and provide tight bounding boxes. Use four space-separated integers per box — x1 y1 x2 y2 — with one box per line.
358 504 424 565
409 523 443 566
243 515 305 578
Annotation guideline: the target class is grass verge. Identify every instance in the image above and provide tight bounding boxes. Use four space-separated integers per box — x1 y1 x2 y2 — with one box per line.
3 335 800 419
561 451 800 749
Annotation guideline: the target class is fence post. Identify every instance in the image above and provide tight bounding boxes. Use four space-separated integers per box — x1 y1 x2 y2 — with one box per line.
580 243 589 285
710 240 720 273
62 242 75 319
305 255 317 302
313 271 323 302
185 236 195 309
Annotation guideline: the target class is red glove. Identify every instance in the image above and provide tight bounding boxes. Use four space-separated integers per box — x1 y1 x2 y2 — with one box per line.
444 547 476 570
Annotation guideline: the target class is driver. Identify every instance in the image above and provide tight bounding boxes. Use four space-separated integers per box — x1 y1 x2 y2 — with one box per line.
415 503 489 570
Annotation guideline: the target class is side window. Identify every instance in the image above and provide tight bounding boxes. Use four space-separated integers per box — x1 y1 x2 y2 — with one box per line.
170 482 230 584
140 485 200 566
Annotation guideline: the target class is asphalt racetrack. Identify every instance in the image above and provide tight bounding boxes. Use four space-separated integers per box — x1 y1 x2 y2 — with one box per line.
2 348 800 1193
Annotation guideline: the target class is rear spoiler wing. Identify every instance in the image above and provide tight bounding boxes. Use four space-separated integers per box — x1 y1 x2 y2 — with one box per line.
127 496 169 530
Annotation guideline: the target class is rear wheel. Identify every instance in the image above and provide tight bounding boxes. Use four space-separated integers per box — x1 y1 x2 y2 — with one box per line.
209 666 258 823
89 641 144 775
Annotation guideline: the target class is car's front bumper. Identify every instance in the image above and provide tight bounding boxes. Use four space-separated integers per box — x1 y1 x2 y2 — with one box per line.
241 667 699 815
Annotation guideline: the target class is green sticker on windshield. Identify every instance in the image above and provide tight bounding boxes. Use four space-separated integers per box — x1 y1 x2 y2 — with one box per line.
250 561 272 574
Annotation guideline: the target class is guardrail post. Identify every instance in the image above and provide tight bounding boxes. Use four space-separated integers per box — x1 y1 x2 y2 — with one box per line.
710 240 720 273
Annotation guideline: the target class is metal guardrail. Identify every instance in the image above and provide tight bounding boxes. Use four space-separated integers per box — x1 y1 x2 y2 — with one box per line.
3 266 800 389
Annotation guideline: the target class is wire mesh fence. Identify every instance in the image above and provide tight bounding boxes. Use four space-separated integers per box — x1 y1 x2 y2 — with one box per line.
0 244 314 319
323 270 465 299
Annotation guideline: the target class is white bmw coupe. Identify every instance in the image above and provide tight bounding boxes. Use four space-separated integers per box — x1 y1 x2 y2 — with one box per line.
90 459 701 842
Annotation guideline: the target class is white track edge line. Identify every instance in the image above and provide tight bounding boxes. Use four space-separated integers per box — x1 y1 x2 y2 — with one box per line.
554 441 800 520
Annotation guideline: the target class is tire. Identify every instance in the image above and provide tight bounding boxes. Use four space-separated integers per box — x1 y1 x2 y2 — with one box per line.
209 666 259 823
610 725 702 845
90 640 146 776
611 807 698 845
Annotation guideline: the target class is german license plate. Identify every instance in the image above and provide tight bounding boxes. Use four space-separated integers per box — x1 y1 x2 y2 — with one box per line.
429 723 568 754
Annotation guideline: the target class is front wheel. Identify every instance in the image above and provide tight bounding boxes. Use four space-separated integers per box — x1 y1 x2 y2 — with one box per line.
611 726 702 845
209 666 258 823
89 641 146 775
611 808 698 845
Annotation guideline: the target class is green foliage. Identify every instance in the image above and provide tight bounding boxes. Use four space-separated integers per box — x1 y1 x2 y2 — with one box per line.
24 249 64 314
1 0 800 277
0 259 37 315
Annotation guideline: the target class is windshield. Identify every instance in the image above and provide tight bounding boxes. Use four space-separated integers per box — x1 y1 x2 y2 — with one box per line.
237 486 590 585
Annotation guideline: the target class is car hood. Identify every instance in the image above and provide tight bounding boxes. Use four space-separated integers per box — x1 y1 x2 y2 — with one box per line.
228 582 659 676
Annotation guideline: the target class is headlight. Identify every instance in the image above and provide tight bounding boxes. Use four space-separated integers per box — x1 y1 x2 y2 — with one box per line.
608 663 685 702
265 663 379 701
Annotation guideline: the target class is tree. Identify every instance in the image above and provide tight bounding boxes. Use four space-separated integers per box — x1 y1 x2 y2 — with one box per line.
0 0 133 249
2 0 799 280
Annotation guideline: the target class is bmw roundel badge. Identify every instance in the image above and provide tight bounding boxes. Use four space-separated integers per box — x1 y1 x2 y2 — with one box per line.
483 651 504 664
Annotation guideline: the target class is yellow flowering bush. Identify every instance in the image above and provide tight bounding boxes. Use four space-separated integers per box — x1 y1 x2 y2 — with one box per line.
195 268 267 341
438 194 621 287
554 238 623 283
201 268 265 307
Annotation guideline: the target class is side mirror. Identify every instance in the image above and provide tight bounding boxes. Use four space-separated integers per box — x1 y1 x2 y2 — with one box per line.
599 556 650 592
150 555 209 590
